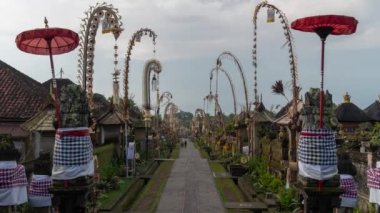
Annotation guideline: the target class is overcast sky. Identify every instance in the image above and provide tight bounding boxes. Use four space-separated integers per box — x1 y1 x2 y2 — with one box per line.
1 0 380 115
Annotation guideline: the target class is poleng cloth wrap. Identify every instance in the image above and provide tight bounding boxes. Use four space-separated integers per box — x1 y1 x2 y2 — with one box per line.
29 175 52 197
367 167 380 189
53 128 93 166
0 165 28 189
298 129 337 165
340 175 357 199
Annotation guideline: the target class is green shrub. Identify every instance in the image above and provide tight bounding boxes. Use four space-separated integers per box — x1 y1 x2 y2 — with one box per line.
203 146 212 156
247 157 268 177
247 157 285 193
278 187 298 211
100 160 120 181
258 172 273 189
268 177 282 193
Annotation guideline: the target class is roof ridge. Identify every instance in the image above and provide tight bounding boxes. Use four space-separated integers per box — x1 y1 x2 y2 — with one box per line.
0 60 48 95
0 60 48 120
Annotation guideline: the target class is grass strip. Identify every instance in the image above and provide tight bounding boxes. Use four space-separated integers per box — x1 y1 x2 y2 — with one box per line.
129 143 179 212
93 143 115 170
209 162 227 173
97 177 134 210
129 161 174 213
170 144 180 159
209 162 246 203
119 179 145 211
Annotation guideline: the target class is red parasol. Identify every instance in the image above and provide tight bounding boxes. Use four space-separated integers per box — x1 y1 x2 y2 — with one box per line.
291 15 358 128
15 18 79 128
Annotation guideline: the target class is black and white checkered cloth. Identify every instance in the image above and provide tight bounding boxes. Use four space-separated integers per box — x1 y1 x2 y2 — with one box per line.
340 177 358 199
53 128 93 166
29 176 52 197
298 129 337 166
0 165 28 189
367 168 380 189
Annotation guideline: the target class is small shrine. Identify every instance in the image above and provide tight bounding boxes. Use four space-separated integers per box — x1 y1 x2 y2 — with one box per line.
335 92 368 137
364 96 380 123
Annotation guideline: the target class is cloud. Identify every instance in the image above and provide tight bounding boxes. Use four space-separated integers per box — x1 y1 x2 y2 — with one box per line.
0 0 379 114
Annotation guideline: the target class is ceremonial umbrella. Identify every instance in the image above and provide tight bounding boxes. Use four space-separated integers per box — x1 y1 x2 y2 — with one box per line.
16 18 79 128
291 15 358 128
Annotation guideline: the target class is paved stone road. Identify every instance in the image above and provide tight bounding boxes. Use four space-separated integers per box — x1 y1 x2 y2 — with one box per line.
156 140 225 213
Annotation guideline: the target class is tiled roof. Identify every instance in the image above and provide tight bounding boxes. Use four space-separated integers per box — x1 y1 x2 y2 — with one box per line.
0 123 28 137
42 78 75 92
0 60 48 121
97 105 124 125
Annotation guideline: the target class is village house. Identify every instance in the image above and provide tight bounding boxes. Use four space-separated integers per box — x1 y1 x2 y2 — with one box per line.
0 60 48 162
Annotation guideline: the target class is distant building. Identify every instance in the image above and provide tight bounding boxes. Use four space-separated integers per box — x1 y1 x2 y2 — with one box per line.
96 103 124 145
364 97 380 123
335 92 368 136
21 104 55 159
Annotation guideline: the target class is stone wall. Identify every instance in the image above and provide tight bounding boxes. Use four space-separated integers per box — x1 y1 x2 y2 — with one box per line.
261 138 286 178
260 137 373 212
349 150 370 212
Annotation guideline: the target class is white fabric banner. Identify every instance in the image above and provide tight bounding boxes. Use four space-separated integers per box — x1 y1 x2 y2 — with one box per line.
127 142 135 160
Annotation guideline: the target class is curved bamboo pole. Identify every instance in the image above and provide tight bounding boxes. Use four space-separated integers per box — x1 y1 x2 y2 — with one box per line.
123 28 157 121
142 59 162 110
252 2 299 123
209 67 237 114
216 51 249 112
77 2 123 117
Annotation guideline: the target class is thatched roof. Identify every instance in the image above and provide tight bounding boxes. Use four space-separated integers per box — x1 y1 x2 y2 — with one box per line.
274 100 303 125
364 100 380 122
335 93 368 123
250 102 274 123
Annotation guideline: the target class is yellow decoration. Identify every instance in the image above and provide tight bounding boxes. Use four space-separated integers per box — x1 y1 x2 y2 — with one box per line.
343 92 351 103
240 156 248 164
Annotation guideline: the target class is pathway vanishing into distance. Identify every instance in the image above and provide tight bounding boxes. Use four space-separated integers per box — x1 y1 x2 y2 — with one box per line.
156 140 225 213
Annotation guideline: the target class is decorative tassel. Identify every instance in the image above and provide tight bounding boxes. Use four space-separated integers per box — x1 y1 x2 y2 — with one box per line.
267 7 275 23
102 18 111 34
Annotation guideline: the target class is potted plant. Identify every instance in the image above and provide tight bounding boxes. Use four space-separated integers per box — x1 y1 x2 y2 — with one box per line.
228 154 249 177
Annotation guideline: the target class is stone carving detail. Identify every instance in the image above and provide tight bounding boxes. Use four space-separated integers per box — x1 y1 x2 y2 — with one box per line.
59 84 89 128
299 88 337 129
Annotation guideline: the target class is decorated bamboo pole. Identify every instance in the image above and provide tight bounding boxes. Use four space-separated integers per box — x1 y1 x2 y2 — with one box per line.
292 15 358 212
50 85 95 212
252 3 300 185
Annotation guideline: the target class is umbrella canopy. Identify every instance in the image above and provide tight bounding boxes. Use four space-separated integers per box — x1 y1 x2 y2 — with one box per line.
291 15 358 37
291 15 358 128
15 18 79 129
15 28 78 55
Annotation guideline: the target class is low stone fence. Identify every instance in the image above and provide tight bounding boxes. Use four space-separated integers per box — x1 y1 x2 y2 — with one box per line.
350 151 370 212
